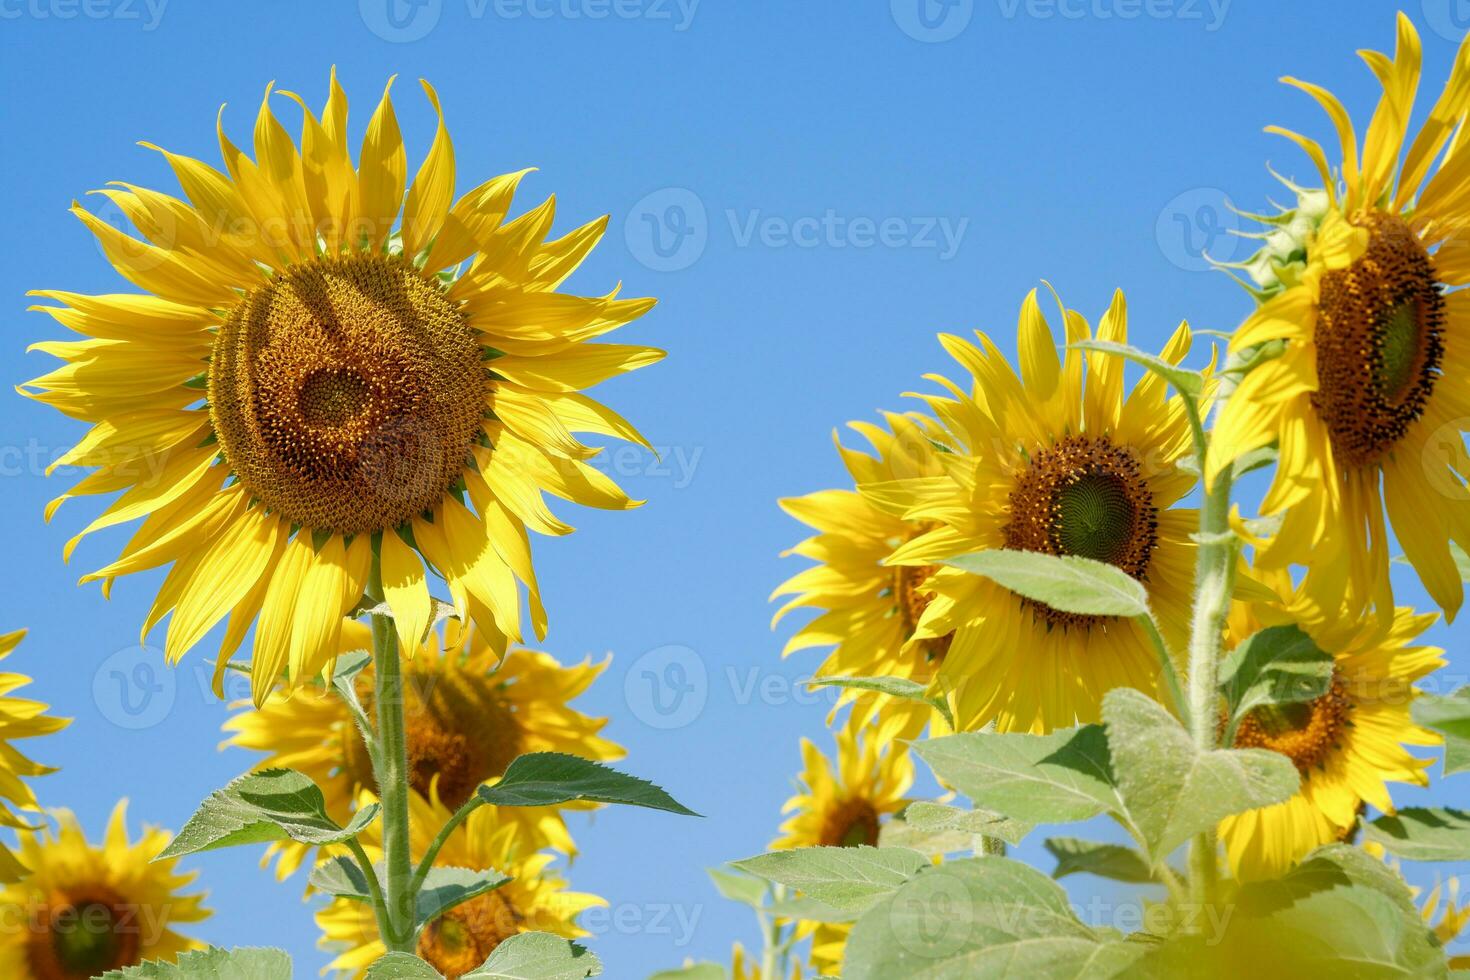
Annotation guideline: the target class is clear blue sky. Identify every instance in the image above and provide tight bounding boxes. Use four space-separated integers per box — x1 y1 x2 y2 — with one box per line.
1 1 1467 974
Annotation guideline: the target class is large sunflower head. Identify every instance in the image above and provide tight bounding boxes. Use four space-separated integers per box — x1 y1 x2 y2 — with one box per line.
861 288 1203 733
316 787 603 979
772 412 957 742
223 618 621 877
1218 571 1442 881
20 71 660 705
0 802 209 979
0 630 68 883
1211 14 1470 621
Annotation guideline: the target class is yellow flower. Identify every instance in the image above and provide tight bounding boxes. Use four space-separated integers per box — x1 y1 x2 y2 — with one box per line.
772 413 957 741
316 787 603 979
1420 877 1470 969
0 630 68 883
21 71 660 705
1218 574 1442 881
772 718 912 976
224 618 621 877
732 942 802 980
864 288 1201 733
0 802 209 979
1210 14 1470 622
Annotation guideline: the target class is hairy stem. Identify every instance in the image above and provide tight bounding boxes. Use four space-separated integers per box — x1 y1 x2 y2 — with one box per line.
367 553 417 952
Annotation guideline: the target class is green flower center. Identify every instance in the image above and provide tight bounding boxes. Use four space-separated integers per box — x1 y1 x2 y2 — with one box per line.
1053 471 1137 565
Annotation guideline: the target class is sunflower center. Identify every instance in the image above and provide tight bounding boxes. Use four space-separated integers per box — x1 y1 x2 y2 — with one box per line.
894 563 952 665
346 666 526 809
1232 675 1351 774
417 891 522 979
26 890 141 980
818 797 881 848
1003 435 1158 628
1310 212 1445 469
210 253 485 536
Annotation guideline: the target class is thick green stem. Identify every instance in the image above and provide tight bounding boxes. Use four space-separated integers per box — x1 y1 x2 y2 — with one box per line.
368 555 417 953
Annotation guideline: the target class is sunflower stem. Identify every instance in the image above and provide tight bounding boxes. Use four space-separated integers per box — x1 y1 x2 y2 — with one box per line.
410 794 485 898
1184 379 1239 930
367 552 417 953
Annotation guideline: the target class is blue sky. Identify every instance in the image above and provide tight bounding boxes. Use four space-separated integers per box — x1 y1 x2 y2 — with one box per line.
1 1 1467 974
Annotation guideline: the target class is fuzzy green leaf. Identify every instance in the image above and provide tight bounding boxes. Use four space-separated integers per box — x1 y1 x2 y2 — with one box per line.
1069 339 1205 397
417 867 513 929
157 769 381 859
732 845 928 914
308 855 376 901
1219 624 1335 732
1103 688 1299 862
707 866 768 908
365 954 443 979
100 946 293 979
1362 808 1470 862
885 801 1032 849
807 676 954 728
647 967 725 980
463 932 602 978
476 753 698 816
1413 687 1470 776
915 725 1121 825
1044 837 1161 884
940 549 1149 618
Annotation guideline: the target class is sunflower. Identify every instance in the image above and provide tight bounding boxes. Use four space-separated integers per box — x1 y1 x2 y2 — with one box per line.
0 802 208 979
20 71 660 705
772 413 957 742
1217 572 1442 881
860 288 1201 733
0 630 68 883
731 942 802 980
1210 14 1470 622
1419 877 1470 969
772 718 912 976
316 786 602 978
223 618 621 877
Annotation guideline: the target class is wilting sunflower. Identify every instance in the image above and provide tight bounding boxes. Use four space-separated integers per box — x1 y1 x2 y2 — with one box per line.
772 719 912 976
0 630 68 883
20 72 660 704
0 802 208 979
772 413 957 742
1211 14 1470 621
316 786 602 978
861 289 1201 733
224 618 621 876
1217 572 1442 881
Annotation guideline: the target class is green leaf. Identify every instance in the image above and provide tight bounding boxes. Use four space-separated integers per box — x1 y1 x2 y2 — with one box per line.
476 753 698 816
332 649 372 684
1219 624 1335 734
886 800 1032 849
731 845 928 914
416 867 513 929
1044 837 1161 884
915 724 1122 825
157 769 381 859
939 549 1149 618
365 954 443 979
647 967 725 980
308 855 376 901
765 894 857 924
707 865 768 908
1103 688 1299 862
100 946 293 979
462 932 602 978
1413 687 1470 776
807 675 954 728
841 856 1148 980
1230 445 1279 480
1362 808 1470 862
1069 338 1205 397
